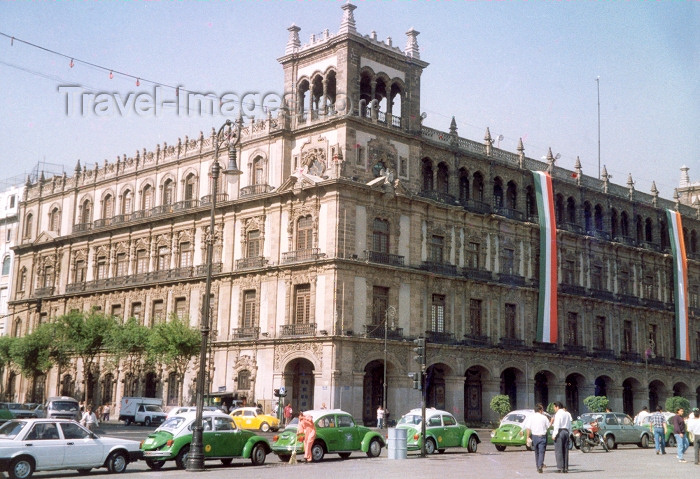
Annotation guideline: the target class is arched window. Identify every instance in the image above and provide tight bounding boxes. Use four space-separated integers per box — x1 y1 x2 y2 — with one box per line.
80 199 92 224
24 213 33 238
555 194 564 224
583 202 592 233
49 207 61 233
144 372 158 398
17 267 27 291
121 189 133 215
473 172 484 202
621 212 630 237
372 218 390 254
635 215 644 243
458 169 469 204
594 204 604 232
184 174 197 201
506 181 517 209
252 156 265 186
645 218 653 243
1 256 9 276
142 184 154 210
421 159 434 191
692 230 698 254
61 374 74 397
296 216 313 251
162 179 174 205
436 163 449 194
566 197 576 224
102 373 114 404
237 370 251 390
610 209 619 239
493 177 504 208
526 186 536 220
102 194 114 219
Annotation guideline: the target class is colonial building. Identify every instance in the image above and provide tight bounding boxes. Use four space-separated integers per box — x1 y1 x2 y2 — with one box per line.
8 4 700 424
0 182 24 338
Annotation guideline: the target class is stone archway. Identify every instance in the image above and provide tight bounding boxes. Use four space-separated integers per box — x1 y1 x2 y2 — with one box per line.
500 368 520 410
623 377 640 416
534 370 555 408
363 360 383 426
464 366 488 423
565 373 585 417
649 379 667 412
426 363 449 410
284 358 315 413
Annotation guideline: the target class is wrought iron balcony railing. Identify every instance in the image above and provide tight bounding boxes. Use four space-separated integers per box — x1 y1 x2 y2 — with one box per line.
559 283 586 296
418 190 458 205
420 261 457 276
33 287 55 298
463 334 491 347
236 256 268 270
619 350 641 362
590 348 616 360
281 248 324 264
461 199 492 215
497 273 526 286
493 207 524 221
364 250 405 266
499 337 526 349
364 325 404 340
200 193 229 206
240 184 275 198
231 327 260 340
280 323 317 337
425 330 455 344
463 267 493 282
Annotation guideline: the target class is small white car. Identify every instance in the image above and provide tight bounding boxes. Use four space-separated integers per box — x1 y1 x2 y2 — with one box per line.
0 418 142 479
165 405 219 420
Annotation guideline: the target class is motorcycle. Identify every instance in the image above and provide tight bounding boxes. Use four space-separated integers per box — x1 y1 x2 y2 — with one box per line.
573 420 609 453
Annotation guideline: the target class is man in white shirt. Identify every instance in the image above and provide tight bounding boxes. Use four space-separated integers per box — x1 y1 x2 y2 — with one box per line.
551 401 572 473
634 406 650 426
687 408 700 465
525 404 551 473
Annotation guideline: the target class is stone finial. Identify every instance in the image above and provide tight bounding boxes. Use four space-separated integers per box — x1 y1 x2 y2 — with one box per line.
74 159 82 173
405 27 420 59
285 24 301 55
651 181 658 206
546 148 556 173
673 188 680 210
339 1 357 35
25 175 31 187
449 116 458 135
517 138 525 168
484 128 493 156
627 173 635 200
574 156 582 185
601 165 609 193
680 165 690 188
386 37 392 47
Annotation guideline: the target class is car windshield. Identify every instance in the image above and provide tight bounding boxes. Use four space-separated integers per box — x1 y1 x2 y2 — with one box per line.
159 416 187 431
51 401 78 411
502 413 527 424
144 405 163 412
398 414 422 426
0 420 26 439
579 414 604 424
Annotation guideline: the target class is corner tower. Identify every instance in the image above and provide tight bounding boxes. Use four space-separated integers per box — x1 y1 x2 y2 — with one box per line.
278 2 429 135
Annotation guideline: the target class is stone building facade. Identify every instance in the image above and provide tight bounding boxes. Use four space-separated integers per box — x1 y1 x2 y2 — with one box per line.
7 4 700 423
0 183 23 338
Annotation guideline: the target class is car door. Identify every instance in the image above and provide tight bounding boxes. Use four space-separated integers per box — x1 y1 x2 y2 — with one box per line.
60 422 105 467
441 414 461 447
335 414 361 451
22 422 65 469
616 414 636 443
212 416 244 457
201 417 217 458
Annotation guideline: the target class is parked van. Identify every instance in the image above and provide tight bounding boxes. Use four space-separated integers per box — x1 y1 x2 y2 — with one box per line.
45 396 81 421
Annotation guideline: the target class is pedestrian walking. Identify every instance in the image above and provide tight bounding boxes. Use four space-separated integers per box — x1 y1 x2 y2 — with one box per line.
81 405 99 432
648 405 667 455
376 405 385 428
102 403 111 422
284 402 292 426
687 408 700 464
634 406 650 426
524 403 551 473
552 401 572 473
672 407 689 462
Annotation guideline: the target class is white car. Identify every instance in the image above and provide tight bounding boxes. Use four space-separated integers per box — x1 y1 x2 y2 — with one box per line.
0 418 142 479
165 405 219 420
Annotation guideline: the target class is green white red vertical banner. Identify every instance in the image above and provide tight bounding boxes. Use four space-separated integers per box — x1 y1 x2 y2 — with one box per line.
666 209 690 361
533 171 558 343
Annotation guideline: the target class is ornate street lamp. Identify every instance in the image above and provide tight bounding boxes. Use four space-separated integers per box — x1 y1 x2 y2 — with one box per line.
186 118 242 471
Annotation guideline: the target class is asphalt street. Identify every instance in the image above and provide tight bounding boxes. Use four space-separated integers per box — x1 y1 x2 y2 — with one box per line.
26 424 700 479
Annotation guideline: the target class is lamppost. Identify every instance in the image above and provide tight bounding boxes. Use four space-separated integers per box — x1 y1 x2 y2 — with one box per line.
186 119 242 471
382 306 396 427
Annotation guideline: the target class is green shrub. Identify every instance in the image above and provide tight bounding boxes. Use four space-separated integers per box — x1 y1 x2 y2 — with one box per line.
490 395 511 419
583 395 609 413
665 397 690 416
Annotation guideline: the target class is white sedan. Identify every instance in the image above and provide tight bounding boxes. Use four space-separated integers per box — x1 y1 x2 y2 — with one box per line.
0 418 142 479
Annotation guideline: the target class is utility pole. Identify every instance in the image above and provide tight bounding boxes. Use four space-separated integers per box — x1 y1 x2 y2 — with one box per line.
413 337 427 457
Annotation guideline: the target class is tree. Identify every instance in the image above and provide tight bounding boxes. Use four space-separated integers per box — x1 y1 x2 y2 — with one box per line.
665 396 691 417
0 335 18 400
490 394 512 419
148 315 200 405
106 316 153 386
55 310 117 403
583 395 609 413
10 324 56 402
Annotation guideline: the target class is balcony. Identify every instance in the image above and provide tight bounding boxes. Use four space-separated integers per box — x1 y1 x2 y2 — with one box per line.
240 184 274 198
130 209 148 220
173 199 199 211
587 229 611 241
425 330 455 344
641 298 666 310
364 325 404 340
93 218 111 228
616 294 639 306
562 344 588 356
236 256 268 270
461 199 492 215
419 190 458 205
231 327 260 340
111 214 129 225
589 288 615 302
364 250 405 267
533 341 559 353
639 241 662 253
280 323 317 337
171 266 195 280
493 207 524 221
72 222 92 233
463 334 491 347
200 193 229 206
150 204 173 216
591 348 616 360
613 235 637 247
499 337 526 349
463 267 492 282
195 263 222 275
647 355 666 366
559 283 586 296
558 222 584 234
65 282 86 293
33 287 55 298
497 273 526 287
670 358 694 369
282 248 324 264
620 350 641 362
420 261 457 276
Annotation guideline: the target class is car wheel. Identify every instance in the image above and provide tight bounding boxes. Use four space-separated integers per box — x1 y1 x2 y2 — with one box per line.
277 454 291 462
107 451 128 474
145 460 165 470
339 452 351 459
425 438 437 455
605 435 615 451
124 419 131 426
640 434 649 448
250 443 267 466
77 469 91 475
144 417 152 427
667 435 676 447
221 459 233 466
311 442 325 462
9 457 34 479
367 438 382 458
495 444 506 452
467 434 478 453
175 445 190 470
260 422 270 432
438 448 446 454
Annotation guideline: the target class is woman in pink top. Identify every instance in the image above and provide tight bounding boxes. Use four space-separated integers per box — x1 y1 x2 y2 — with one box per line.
298 412 317 462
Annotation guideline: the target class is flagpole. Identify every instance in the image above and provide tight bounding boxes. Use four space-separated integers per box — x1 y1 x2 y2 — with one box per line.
596 77 601 179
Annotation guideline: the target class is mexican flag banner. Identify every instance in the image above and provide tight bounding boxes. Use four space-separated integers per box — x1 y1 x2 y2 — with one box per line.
533 171 558 343
666 209 689 361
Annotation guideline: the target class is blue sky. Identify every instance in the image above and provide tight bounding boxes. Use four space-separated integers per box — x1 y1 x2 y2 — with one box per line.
0 0 698 200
